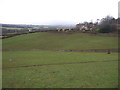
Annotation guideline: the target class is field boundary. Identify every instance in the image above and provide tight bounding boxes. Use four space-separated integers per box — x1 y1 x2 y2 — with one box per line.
3 60 118 69
31 48 120 52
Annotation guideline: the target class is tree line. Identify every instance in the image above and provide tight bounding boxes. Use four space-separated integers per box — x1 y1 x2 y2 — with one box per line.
98 15 119 33
76 15 120 33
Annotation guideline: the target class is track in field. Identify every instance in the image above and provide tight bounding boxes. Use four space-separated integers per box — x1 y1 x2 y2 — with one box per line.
3 60 118 69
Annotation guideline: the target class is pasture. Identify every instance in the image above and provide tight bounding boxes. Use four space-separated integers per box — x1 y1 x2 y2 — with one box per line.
3 51 118 88
3 32 118 51
2 32 119 88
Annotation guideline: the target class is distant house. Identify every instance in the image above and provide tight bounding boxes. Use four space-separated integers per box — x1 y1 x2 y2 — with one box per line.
28 28 32 32
76 23 95 32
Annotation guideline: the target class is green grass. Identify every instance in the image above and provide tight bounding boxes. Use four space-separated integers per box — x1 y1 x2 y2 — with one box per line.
2 32 118 51
3 51 118 68
2 51 118 88
2 32 119 88
1 27 22 30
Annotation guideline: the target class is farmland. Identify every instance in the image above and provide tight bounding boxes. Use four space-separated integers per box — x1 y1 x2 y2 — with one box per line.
2 32 119 88
2 32 118 51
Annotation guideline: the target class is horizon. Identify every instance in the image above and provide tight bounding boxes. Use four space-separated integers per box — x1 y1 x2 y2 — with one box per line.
0 0 119 25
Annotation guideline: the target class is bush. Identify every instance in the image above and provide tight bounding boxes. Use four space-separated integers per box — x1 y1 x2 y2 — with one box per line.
98 24 116 33
98 15 117 33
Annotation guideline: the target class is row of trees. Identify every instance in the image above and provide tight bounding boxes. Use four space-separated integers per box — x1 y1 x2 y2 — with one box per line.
98 16 119 33
76 15 119 33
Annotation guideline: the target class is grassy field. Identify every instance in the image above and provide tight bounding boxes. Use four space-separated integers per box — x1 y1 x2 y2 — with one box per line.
0 27 22 30
3 51 118 68
2 32 119 88
3 32 118 51
3 51 118 88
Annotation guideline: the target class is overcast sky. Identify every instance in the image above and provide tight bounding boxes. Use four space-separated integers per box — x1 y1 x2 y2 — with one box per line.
0 0 119 25
118 1 120 18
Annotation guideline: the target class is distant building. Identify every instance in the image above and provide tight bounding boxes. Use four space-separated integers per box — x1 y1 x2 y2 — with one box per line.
76 22 95 31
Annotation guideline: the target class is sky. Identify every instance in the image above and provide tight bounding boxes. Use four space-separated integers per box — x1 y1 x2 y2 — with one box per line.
0 0 119 25
118 1 120 18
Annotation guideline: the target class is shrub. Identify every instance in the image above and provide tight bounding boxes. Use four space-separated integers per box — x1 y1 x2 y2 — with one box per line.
98 24 117 33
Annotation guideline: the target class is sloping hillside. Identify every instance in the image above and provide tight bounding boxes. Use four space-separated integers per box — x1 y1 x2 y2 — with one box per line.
2 32 118 51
